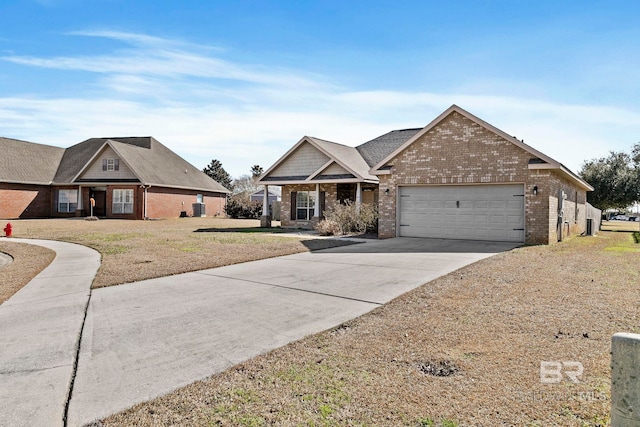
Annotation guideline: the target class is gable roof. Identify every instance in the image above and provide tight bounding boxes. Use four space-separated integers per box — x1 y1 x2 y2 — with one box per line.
258 136 378 184
356 128 422 167
0 137 65 185
2 136 230 193
369 104 593 191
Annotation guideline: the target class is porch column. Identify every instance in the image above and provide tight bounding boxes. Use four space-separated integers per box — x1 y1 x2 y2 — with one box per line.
314 183 321 218
77 185 83 217
262 185 269 216
260 184 272 228
356 182 362 213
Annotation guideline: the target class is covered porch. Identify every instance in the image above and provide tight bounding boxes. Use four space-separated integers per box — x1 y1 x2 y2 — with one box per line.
258 181 378 229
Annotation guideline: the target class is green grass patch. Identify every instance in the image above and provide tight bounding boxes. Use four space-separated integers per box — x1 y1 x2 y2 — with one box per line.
417 417 459 427
604 233 640 253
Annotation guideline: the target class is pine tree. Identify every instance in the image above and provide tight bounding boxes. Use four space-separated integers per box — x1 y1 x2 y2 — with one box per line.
202 159 232 190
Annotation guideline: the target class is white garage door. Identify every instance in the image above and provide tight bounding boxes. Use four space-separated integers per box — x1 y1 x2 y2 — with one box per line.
398 184 525 242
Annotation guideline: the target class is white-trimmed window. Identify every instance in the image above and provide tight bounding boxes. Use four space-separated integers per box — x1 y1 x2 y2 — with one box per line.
57 189 78 213
112 189 134 214
296 191 316 220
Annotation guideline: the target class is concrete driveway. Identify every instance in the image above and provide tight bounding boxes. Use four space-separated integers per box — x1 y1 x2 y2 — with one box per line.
67 237 519 426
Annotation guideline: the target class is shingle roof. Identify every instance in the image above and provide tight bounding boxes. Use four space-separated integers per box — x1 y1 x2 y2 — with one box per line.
308 137 377 181
2 136 229 193
356 128 422 167
106 138 230 193
0 137 65 184
54 138 109 183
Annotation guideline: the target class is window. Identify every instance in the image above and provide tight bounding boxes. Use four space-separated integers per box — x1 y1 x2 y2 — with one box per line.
57 189 78 213
296 191 316 220
196 194 203 203
337 183 356 204
112 189 134 214
102 158 120 171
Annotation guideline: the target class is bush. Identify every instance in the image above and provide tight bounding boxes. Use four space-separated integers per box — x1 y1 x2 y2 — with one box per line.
315 201 377 236
224 196 263 219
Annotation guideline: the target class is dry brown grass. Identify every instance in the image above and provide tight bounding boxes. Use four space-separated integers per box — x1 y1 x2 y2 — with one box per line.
0 241 55 304
103 230 639 427
8 218 353 289
601 219 640 233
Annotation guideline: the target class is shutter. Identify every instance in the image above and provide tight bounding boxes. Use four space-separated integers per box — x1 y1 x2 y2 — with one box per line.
102 159 107 171
114 159 120 171
290 191 297 221
320 192 326 219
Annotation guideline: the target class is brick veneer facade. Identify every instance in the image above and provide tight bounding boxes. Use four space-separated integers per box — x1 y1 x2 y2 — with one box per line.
146 187 226 219
0 183 51 219
1 183 227 220
377 111 588 245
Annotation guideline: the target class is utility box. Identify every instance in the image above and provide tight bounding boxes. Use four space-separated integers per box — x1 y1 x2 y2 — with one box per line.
586 218 594 236
192 203 206 217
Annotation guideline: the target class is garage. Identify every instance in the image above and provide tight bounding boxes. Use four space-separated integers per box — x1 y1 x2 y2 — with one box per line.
398 184 525 242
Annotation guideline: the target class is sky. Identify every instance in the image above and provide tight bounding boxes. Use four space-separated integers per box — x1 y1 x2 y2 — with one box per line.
1 0 639 178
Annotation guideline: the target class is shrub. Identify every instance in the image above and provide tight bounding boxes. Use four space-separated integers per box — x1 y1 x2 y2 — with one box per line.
315 201 377 236
224 196 263 219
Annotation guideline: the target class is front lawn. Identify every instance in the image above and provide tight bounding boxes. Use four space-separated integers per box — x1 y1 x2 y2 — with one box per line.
103 230 638 426
3 218 352 289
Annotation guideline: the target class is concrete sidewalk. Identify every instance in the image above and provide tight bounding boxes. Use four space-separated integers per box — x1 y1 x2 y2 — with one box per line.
67 237 519 426
0 239 101 427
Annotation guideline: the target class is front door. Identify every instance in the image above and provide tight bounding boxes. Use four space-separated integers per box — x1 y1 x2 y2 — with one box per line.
91 191 107 217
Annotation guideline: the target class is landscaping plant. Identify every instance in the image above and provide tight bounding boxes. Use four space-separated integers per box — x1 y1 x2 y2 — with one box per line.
315 201 378 236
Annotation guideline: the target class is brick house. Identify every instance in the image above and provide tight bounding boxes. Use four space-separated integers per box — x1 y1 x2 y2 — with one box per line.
0 136 229 220
258 105 595 244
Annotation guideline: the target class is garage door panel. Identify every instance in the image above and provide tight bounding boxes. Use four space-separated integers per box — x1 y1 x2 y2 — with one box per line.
490 214 505 224
399 184 524 242
507 215 523 225
490 200 506 210
474 214 488 224
507 200 523 210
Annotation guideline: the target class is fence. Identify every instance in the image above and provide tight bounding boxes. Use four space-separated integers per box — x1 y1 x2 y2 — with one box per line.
586 203 602 235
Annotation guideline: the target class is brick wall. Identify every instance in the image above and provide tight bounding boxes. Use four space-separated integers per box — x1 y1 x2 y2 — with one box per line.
546 171 588 243
0 183 228 221
377 111 587 245
146 187 226 219
0 183 51 219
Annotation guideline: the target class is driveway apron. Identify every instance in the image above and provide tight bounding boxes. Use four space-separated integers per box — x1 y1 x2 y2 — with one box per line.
67 237 518 426
0 239 100 427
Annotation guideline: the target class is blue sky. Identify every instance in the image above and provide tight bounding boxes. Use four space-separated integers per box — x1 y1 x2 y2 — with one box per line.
1 0 639 177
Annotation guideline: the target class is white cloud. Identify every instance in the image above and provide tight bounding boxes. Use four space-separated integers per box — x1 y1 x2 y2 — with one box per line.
1 31 639 178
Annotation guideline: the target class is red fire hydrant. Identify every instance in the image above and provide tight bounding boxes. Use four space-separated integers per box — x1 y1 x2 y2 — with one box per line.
3 223 12 237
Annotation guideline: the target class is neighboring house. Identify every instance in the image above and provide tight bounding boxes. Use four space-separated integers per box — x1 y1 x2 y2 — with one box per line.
249 189 280 205
258 105 596 245
250 189 281 220
0 136 230 220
